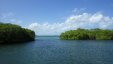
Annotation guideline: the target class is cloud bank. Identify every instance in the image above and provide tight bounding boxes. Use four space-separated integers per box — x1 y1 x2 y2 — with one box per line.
28 12 113 35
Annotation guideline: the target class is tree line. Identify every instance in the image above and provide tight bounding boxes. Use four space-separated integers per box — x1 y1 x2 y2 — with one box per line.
0 23 35 43
60 28 113 40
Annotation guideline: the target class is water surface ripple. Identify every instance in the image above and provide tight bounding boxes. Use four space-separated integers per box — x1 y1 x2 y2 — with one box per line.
0 36 113 64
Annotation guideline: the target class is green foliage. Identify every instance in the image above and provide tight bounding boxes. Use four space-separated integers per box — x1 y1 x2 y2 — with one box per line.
60 28 113 40
0 23 35 43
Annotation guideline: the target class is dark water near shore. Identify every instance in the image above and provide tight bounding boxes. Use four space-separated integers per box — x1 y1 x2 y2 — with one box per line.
0 36 113 64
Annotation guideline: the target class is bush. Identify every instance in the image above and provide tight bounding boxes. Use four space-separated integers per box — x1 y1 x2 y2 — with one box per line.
0 23 35 43
60 28 113 40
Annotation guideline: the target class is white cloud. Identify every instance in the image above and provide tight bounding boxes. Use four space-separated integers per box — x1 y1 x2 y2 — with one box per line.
0 13 22 24
28 12 113 35
73 8 86 14
89 12 103 23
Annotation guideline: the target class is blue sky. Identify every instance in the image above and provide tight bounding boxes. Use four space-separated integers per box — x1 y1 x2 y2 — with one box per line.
0 0 113 35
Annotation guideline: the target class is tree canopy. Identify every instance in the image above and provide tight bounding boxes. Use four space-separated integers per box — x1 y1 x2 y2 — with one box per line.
0 23 35 43
60 28 113 40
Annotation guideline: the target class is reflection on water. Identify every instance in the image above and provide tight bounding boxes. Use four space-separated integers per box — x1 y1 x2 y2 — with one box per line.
0 36 113 64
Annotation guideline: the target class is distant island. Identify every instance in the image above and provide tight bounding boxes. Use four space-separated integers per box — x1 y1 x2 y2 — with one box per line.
60 28 113 40
0 23 35 43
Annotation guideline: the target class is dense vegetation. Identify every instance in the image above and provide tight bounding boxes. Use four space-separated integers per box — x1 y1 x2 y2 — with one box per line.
60 28 113 40
0 23 35 43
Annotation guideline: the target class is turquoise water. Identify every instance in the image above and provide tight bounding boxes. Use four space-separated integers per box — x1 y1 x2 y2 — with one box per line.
0 36 113 64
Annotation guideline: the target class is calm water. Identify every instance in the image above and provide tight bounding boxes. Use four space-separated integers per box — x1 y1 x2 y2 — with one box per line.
0 36 113 64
